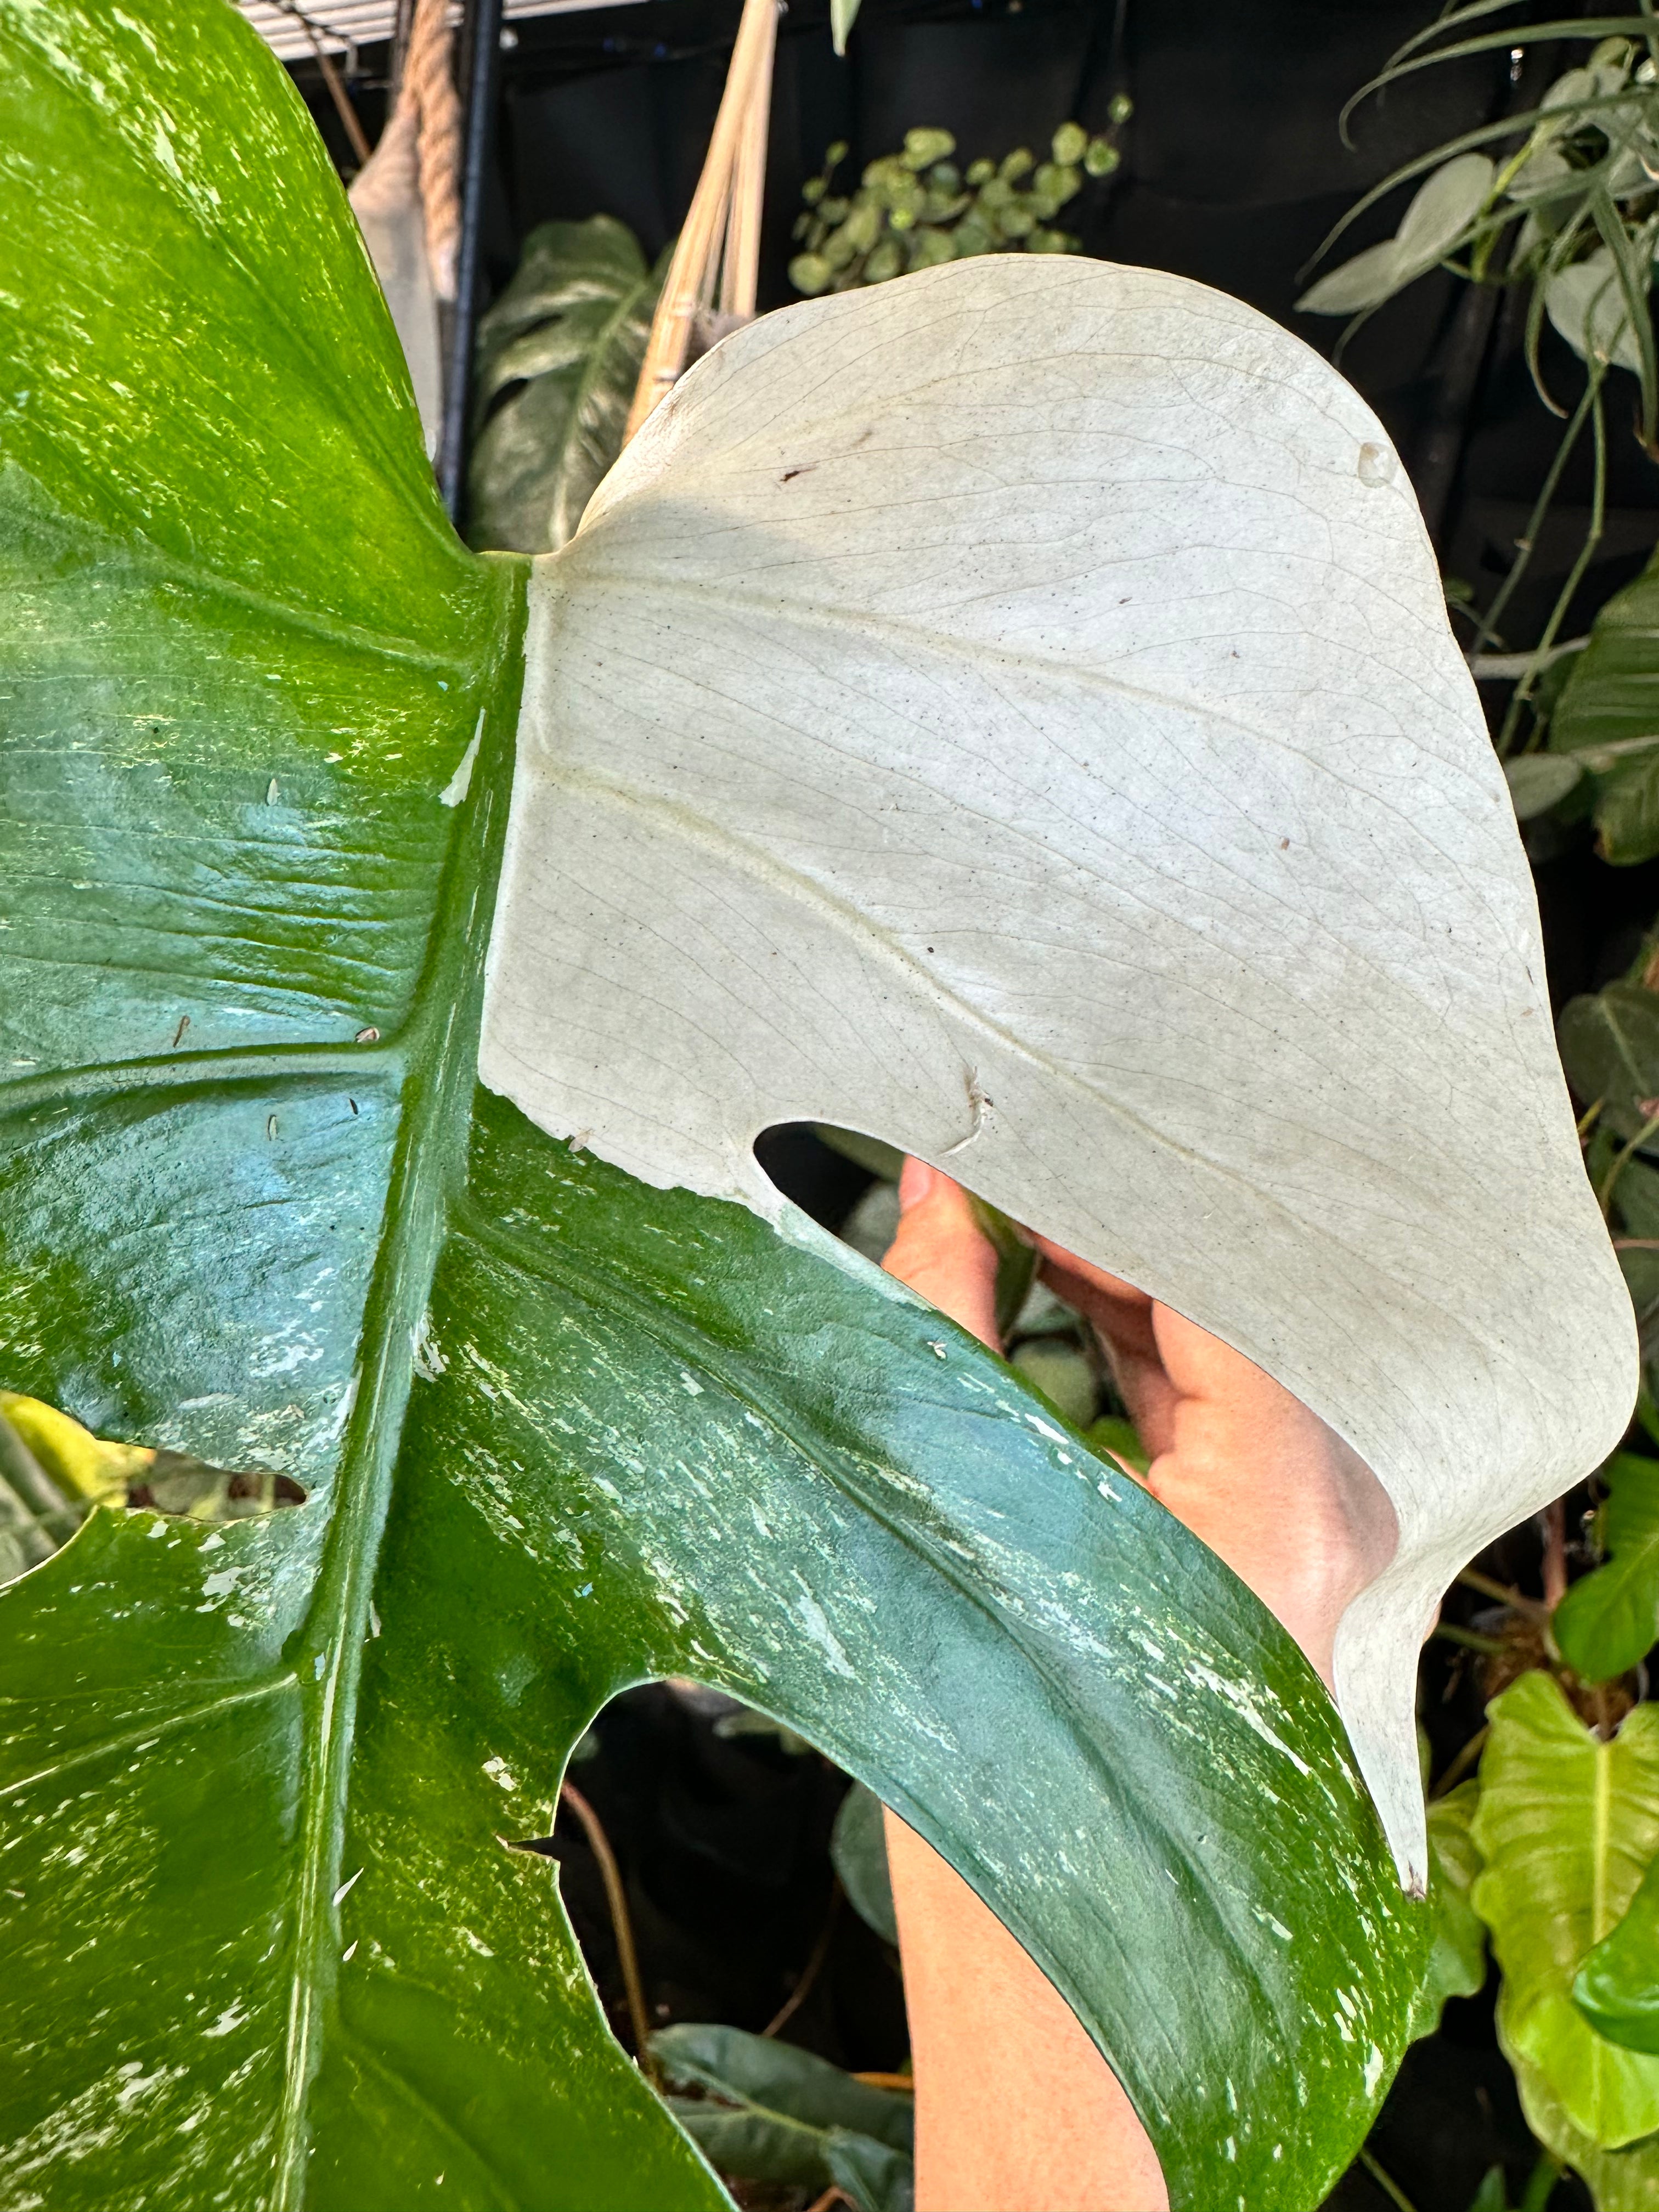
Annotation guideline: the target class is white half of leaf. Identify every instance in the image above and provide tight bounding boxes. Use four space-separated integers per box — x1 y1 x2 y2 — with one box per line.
479 255 1635 1887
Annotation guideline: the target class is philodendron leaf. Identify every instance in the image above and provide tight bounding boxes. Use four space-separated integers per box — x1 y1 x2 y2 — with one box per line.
468 216 665 556
1554 1454 1659 1683
1577 1849 1659 2055
1408 1781 1488 2041
1554 547 1659 863
488 257 1633 1887
1473 1673 1659 2151
0 2 1630 2205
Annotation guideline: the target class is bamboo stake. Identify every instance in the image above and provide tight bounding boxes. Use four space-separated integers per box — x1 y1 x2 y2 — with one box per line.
624 0 778 441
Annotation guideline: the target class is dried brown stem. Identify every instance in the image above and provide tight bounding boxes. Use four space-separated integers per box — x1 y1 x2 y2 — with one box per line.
560 1780 662 2090
763 1881 840 2039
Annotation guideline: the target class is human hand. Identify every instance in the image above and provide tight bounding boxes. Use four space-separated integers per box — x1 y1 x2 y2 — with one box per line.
875 1155 1396 2211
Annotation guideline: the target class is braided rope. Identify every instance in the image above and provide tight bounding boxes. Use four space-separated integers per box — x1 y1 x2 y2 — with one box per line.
402 0 462 303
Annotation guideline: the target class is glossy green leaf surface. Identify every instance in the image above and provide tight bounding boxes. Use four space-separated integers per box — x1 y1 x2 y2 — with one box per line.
1555 1454 1659 1684
1409 1781 1488 2041
1554 553 1659 864
1473 1674 1659 2151
467 217 663 556
0 4 1431 2207
1577 1848 1659 2055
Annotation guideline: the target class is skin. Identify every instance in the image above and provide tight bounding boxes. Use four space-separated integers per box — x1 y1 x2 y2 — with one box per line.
878 1158 1397 2212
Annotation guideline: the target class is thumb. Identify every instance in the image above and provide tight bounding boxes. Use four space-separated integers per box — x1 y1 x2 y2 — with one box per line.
880 1158 1002 1352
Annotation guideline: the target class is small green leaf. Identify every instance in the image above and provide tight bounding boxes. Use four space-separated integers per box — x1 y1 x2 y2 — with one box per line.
1472 1673 1659 2149
1297 155 1493 315
1554 1454 1659 1683
831 1781 898 1945
1408 1781 1487 2040
1577 1848 1659 2054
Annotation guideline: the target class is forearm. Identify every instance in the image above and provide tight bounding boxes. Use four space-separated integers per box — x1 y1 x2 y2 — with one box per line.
885 1809 1169 2212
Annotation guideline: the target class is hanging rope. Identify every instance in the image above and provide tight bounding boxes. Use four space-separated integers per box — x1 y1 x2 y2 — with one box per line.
397 0 464 303
624 0 779 441
406 0 464 303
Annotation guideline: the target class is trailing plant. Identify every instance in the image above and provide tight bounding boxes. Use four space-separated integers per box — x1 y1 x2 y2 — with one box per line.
0 4 1636 2207
1299 12 1659 840
787 115 1129 297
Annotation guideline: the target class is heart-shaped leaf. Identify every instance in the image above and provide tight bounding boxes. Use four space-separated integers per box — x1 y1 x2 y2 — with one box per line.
1473 1673 1659 2151
0 5 1441 2208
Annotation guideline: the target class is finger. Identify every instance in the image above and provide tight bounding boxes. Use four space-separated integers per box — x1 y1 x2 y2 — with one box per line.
1141 1307 1396 1688
881 1159 1001 1352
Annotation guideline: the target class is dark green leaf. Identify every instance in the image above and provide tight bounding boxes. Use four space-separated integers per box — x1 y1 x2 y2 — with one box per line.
0 7 1431 2205
826 2127 915 2212
1576 1847 1659 2053
831 1781 899 1945
656 2027 912 2212
655 2025 912 2151
1553 549 1659 862
1554 1453 1659 1682
1558 983 1659 1141
468 217 664 555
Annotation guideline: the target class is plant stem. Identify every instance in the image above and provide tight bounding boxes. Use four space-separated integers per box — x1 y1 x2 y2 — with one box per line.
1458 1566 1548 1618
764 1881 841 2038
560 1780 662 2090
1541 1497 1568 1611
1436 1622 1508 1654
1598 1103 1659 1219
1497 364 1607 756
1431 1724 1489 1798
1470 366 1599 665
1358 2146 1420 2212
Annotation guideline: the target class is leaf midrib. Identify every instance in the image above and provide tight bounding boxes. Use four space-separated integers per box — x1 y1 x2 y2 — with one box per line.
268 578 527 2207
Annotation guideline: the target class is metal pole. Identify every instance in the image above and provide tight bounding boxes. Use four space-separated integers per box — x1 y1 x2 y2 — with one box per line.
438 0 505 523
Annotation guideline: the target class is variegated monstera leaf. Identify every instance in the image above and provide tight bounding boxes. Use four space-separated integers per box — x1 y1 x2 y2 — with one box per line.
0 4 1632 2209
